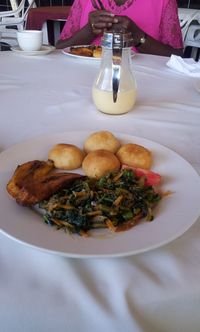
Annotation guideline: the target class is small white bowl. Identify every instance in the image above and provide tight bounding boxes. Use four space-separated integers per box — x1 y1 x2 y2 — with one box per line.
17 30 43 52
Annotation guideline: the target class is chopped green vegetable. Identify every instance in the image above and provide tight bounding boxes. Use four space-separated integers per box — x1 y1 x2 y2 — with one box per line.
39 169 162 236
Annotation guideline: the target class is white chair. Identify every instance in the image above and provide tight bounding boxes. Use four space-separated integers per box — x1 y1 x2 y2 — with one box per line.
184 24 200 60
178 8 200 40
0 0 36 47
178 8 200 60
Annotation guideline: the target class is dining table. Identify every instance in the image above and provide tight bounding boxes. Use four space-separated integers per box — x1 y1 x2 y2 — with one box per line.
0 47 200 332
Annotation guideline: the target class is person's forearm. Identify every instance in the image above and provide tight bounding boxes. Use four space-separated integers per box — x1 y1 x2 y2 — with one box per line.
135 33 183 57
56 24 96 49
111 17 183 57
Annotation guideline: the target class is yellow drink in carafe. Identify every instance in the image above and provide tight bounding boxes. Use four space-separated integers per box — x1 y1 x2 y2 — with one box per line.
92 87 137 115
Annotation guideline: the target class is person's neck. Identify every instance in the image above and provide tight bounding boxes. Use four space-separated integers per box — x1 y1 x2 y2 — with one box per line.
114 0 128 5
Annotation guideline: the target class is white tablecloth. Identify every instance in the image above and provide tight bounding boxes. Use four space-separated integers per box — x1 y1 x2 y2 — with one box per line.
0 50 200 332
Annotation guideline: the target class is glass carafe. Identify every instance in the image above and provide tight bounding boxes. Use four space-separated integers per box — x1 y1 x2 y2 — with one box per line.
92 32 137 115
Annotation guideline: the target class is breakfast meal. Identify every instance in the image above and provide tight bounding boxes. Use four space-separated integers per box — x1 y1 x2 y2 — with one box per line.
6 130 164 237
69 45 102 58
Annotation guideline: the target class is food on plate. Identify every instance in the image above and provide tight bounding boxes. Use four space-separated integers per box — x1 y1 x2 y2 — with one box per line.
69 45 102 58
7 160 54 204
70 46 93 57
39 168 162 236
122 164 161 186
48 143 84 170
6 131 165 238
93 46 102 58
6 160 84 206
84 130 121 153
82 149 120 179
116 143 152 170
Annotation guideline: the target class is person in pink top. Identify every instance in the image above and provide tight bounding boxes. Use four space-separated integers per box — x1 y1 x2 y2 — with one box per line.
56 0 183 56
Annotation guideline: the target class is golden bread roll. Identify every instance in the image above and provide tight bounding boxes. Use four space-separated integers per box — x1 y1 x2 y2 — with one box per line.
116 143 152 170
84 131 121 154
93 46 102 58
48 143 84 170
82 149 120 178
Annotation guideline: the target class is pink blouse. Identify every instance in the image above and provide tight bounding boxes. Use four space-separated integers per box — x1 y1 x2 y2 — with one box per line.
60 0 183 49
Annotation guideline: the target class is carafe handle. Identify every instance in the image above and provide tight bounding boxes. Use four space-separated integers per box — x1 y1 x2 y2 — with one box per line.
112 47 122 103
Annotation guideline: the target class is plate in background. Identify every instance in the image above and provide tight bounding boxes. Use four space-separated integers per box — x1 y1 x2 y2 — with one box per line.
62 45 135 60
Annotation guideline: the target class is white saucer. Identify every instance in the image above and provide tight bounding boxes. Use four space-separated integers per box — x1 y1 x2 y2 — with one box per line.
11 45 55 56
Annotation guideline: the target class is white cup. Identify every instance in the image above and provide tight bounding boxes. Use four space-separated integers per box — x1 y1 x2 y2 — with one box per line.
17 30 43 51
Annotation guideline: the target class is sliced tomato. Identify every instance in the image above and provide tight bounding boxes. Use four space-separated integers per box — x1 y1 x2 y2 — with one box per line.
121 164 161 186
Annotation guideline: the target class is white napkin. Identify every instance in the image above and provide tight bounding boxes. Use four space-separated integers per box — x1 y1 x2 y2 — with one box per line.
166 55 200 77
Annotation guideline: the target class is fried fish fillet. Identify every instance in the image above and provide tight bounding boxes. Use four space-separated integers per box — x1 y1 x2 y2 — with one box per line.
7 160 83 206
69 45 102 58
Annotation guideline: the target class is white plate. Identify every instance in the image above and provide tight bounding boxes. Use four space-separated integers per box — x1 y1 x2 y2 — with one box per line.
62 45 135 60
0 131 200 258
11 45 55 56
62 45 101 60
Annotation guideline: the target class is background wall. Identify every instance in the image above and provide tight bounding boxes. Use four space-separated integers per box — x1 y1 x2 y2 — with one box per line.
0 0 73 11
35 0 73 6
178 0 200 8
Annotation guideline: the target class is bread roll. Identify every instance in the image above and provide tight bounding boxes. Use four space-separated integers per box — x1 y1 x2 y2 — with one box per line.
116 143 152 170
82 149 120 178
84 131 121 154
48 143 84 170
93 46 102 58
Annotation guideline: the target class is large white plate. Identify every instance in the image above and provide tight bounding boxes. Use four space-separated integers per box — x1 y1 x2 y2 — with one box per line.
0 131 200 258
11 45 55 56
62 45 135 60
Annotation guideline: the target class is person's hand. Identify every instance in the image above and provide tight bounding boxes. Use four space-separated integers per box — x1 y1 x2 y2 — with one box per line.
111 15 141 35
89 10 118 35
